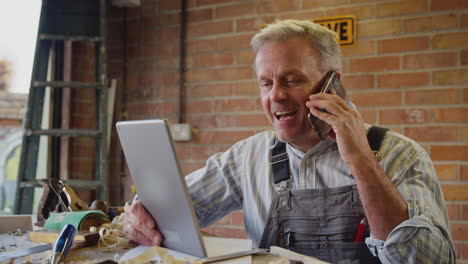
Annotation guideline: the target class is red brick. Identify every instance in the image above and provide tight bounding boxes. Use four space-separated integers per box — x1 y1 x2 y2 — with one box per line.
216 35 252 51
158 85 180 99
187 39 216 53
463 204 468 219
434 107 468 123
377 72 429 88
462 13 468 28
441 184 468 201
462 165 468 181
214 98 261 112
434 70 468 85
70 158 95 175
160 0 180 10
174 146 191 162
462 50 468 65
191 145 229 160
432 146 468 161
234 81 260 96
236 16 276 33
197 0 233 6
186 100 212 114
326 5 374 20
454 242 463 260
358 19 401 38
180 162 205 175
451 223 468 240
214 214 230 225
216 3 255 18
431 0 468 10
463 127 468 143
435 163 459 181
433 32 468 49
446 203 460 220
352 91 402 107
378 36 429 54
158 57 179 70
404 14 457 32
380 108 430 125
190 83 233 98
237 49 255 65
193 53 234 68
404 126 458 142
231 211 245 226
303 0 348 8
403 52 457 69
156 14 180 26
465 88 468 103
257 0 299 14
359 109 377 124
376 0 427 17
187 21 233 38
406 88 459 105
349 56 399 73
72 102 95 116
186 66 253 83
342 74 375 90
211 131 256 144
462 243 468 260
342 40 375 57
279 10 326 21
234 113 270 127
187 114 235 129
201 226 247 239
187 8 213 23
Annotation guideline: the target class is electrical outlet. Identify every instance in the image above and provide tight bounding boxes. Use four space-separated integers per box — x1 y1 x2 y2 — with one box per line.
170 123 192 141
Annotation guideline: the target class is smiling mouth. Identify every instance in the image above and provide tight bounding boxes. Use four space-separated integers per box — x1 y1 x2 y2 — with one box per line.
274 111 297 120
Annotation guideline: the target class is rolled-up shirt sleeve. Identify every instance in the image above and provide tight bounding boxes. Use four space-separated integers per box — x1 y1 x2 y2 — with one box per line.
366 138 456 264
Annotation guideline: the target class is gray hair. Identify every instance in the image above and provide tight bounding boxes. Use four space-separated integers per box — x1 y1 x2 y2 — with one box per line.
250 19 342 73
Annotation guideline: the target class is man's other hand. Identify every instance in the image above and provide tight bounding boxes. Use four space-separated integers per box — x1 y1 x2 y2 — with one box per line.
122 201 163 246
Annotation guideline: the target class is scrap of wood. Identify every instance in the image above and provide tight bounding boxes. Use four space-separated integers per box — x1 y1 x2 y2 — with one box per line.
28 230 99 246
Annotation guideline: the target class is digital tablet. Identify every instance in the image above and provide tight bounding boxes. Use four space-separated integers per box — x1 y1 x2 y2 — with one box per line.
116 119 207 258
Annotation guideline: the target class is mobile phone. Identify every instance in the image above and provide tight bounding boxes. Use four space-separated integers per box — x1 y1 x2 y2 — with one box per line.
307 71 342 140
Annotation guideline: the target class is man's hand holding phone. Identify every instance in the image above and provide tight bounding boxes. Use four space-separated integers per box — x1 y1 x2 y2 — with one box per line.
306 72 374 166
122 201 164 246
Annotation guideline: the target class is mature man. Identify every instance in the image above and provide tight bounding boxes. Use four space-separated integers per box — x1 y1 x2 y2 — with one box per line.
123 20 455 263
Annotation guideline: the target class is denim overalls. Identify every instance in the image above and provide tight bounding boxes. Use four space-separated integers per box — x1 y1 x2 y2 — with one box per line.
259 127 387 264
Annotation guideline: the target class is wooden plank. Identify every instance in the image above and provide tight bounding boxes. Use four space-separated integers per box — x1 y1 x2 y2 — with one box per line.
28 230 99 246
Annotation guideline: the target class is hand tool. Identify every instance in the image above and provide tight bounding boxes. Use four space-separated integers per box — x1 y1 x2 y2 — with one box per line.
0 224 76 262
50 224 76 264
0 243 53 262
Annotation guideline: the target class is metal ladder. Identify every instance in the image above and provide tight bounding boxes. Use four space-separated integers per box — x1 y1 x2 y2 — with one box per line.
14 0 108 214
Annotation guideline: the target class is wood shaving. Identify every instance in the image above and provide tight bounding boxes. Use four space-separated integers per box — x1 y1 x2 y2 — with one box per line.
95 203 131 249
97 223 130 249
119 246 159 264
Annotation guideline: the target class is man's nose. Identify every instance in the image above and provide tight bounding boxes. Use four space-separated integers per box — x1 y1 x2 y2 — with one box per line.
270 83 287 101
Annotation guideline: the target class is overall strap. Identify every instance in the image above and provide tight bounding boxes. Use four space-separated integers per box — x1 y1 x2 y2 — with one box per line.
366 126 389 161
271 138 290 185
270 126 389 185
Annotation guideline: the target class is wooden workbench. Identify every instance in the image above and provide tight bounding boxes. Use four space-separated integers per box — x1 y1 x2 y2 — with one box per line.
0 232 324 264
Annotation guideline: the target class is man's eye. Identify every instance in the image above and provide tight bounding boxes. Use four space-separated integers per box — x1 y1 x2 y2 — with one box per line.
260 82 272 87
285 80 300 86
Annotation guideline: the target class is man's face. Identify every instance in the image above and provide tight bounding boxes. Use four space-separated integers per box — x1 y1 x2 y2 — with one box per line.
255 37 324 149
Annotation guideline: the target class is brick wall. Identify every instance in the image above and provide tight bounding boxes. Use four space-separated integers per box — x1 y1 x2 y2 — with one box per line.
102 0 468 261
70 42 98 202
